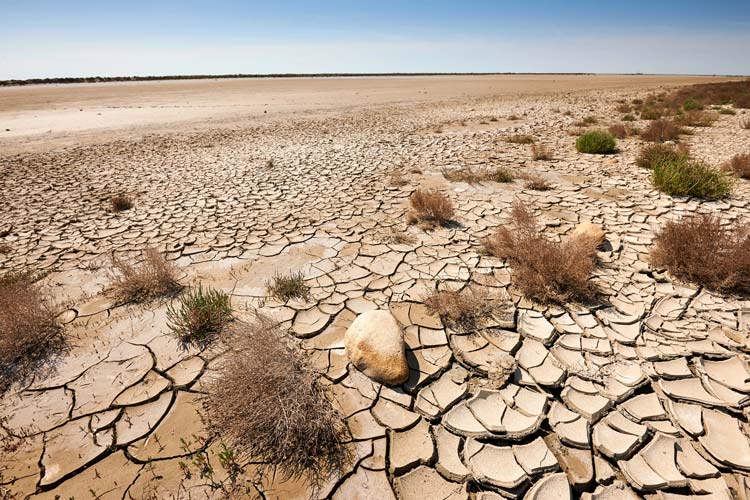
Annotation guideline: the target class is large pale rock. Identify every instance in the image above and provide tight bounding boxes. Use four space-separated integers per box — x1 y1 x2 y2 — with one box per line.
570 222 605 245
345 310 409 385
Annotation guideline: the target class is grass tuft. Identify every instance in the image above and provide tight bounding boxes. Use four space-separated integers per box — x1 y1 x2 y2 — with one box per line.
205 315 351 488
652 214 750 294
575 130 617 154
110 248 181 303
167 284 232 347
651 157 732 200
483 204 598 303
266 271 310 302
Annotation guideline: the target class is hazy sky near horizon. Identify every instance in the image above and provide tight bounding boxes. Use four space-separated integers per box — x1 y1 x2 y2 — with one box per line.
1 0 749 79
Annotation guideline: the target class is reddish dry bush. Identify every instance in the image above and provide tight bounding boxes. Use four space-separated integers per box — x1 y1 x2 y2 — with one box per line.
724 153 750 179
407 189 454 227
423 287 508 331
608 124 628 139
484 204 598 303
673 110 718 127
651 214 750 294
641 119 681 142
205 316 351 488
0 272 63 392
111 248 181 303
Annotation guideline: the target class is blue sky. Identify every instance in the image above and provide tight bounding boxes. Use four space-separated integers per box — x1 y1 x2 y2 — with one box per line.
1 0 749 79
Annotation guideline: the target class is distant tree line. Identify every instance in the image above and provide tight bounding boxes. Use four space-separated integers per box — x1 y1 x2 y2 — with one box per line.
0 72 597 87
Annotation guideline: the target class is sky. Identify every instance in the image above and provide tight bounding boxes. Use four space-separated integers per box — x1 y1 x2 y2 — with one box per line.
1 0 749 79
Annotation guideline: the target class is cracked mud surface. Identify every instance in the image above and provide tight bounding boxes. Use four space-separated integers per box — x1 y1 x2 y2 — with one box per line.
2 76 750 499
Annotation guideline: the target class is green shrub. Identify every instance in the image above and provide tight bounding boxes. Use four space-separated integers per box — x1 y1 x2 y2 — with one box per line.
651 158 732 199
640 108 662 120
636 144 689 169
167 284 232 346
622 114 636 122
576 130 617 154
683 98 703 111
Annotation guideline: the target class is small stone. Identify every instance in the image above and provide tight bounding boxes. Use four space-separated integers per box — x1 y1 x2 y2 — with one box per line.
345 310 409 385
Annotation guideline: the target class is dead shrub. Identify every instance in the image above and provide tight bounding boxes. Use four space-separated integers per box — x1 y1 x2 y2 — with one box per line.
483 204 598 303
607 123 636 139
616 103 632 113
111 248 181 303
265 271 310 302
423 287 508 331
407 189 454 228
110 194 133 212
0 271 63 392
384 228 416 245
520 174 552 191
651 214 750 294
531 144 552 160
724 153 750 179
0 243 10 254
205 315 351 488
673 110 718 127
574 116 598 127
505 134 535 144
641 119 681 142
635 143 690 169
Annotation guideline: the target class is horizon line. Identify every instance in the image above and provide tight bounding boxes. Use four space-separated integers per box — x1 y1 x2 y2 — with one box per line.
2 72 748 88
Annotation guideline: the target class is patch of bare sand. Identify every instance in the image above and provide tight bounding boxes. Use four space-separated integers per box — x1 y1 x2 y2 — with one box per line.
0 74 733 154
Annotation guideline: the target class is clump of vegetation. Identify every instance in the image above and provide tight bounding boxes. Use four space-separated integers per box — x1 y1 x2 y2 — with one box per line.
739 118 750 130
531 144 552 160
205 315 351 488
622 114 636 122
265 159 274 169
505 134 535 144
652 214 750 294
608 123 637 139
574 116 598 127
640 108 662 120
110 194 133 212
673 110 717 127
651 157 732 200
683 98 703 111
718 108 736 115
641 119 681 142
521 174 552 191
0 243 10 254
724 153 750 179
167 284 232 347
424 287 506 331
441 166 513 184
0 271 63 392
266 271 310 302
110 248 181 303
616 103 631 113
407 189 454 228
483 204 599 303
635 143 690 169
385 228 417 245
576 130 617 154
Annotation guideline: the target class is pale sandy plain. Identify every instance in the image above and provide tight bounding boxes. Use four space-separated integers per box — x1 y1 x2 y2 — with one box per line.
2 74 750 500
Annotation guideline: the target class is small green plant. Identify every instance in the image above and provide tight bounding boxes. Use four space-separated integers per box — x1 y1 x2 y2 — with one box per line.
622 114 636 122
574 115 598 127
487 166 514 182
683 98 703 111
576 130 617 154
167 284 232 346
651 158 732 199
266 271 310 302
718 108 736 115
640 108 662 120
